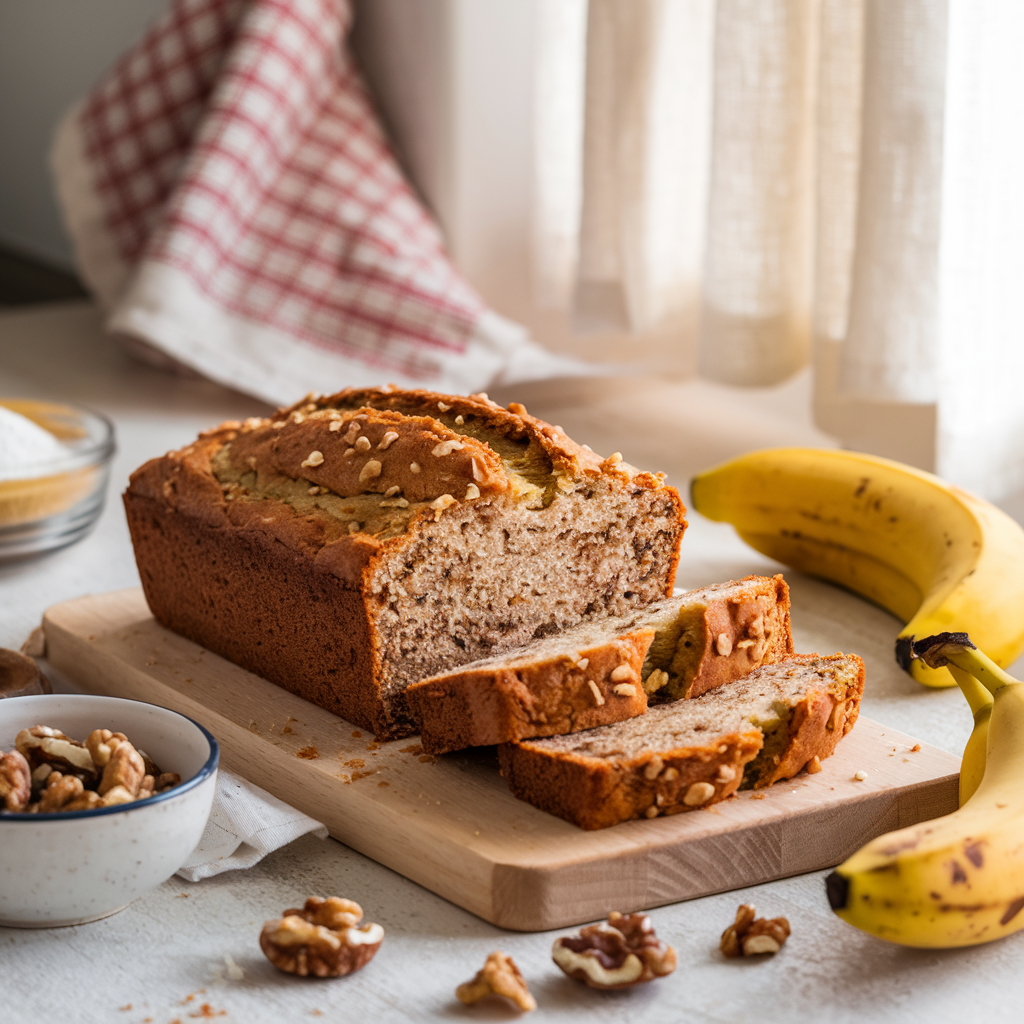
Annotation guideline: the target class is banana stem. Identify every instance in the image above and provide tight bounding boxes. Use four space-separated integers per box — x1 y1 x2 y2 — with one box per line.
912 633 1018 696
948 664 995 715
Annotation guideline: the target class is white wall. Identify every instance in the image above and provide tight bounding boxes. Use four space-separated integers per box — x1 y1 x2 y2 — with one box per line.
0 0 170 266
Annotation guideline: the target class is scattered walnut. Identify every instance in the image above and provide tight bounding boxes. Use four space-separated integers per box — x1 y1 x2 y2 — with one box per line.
613 683 637 697
378 431 399 450
610 665 636 683
301 450 325 467
355 436 372 451
720 904 791 957
260 897 383 977
586 680 605 706
643 668 669 694
0 749 31 811
552 912 676 989
806 755 822 774
715 632 734 657
455 951 536 1012
465 483 481 500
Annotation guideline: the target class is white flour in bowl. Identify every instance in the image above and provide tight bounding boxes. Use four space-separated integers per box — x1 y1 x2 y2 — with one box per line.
0 406 67 481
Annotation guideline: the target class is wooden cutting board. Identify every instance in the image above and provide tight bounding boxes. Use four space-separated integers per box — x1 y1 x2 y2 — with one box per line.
41 588 960 932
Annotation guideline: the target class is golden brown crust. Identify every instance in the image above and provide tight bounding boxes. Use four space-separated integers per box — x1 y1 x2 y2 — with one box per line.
498 730 762 830
677 575 794 699
408 629 654 755
498 653 865 829
751 652 864 788
227 407 508 504
125 387 687 739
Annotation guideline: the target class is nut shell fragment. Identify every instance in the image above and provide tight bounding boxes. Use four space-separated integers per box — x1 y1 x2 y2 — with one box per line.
552 911 676 989
456 951 536 1012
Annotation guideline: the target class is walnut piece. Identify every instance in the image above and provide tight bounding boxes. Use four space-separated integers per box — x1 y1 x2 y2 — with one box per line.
720 904 791 957
1 724 179 814
455 951 536 1012
0 749 31 811
260 896 384 978
552 911 677 989
97 738 146 798
16 726 97 782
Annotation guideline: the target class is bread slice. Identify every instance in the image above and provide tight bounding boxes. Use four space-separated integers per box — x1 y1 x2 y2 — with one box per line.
497 653 864 830
406 575 792 754
124 388 685 740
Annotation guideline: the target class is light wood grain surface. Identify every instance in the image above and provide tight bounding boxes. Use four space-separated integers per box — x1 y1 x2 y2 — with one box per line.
43 587 960 931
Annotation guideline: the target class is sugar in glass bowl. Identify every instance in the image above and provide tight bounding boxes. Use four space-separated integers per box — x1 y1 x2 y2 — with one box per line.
0 399 115 563
0 693 218 927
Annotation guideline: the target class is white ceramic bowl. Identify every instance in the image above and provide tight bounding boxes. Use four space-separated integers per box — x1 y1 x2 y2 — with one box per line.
0 694 218 927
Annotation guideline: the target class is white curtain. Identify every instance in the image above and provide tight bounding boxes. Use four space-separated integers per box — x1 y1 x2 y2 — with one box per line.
533 0 1024 500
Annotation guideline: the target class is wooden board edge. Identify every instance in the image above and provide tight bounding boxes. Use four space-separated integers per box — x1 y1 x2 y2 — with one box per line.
41 608 503 926
488 772 960 931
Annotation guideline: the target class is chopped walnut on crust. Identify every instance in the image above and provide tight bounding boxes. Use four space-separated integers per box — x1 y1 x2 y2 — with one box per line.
720 904 791 957
552 912 676 989
455 951 536 1012
259 897 384 978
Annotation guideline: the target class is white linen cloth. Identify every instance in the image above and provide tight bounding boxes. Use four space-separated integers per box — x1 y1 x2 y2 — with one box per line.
534 0 1024 499
176 768 328 881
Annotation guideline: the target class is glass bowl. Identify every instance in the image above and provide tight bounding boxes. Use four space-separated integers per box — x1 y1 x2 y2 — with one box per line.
0 400 115 563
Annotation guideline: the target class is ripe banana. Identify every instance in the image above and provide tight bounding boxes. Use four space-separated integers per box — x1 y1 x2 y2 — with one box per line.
826 633 1024 948
949 665 992 805
690 448 1024 689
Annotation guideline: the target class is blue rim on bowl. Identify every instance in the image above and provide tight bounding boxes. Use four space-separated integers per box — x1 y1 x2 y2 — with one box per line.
1 701 219 822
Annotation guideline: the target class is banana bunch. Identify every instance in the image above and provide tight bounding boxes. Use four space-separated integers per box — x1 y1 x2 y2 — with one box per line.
826 633 1024 947
690 448 1024 688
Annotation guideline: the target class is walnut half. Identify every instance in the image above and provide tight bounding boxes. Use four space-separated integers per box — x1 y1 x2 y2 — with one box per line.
0 750 31 811
720 904 791 957
455 951 536 1012
259 896 383 978
552 911 677 990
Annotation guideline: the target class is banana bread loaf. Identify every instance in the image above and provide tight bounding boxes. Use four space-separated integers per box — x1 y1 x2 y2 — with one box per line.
124 387 686 739
407 575 792 754
497 653 864 829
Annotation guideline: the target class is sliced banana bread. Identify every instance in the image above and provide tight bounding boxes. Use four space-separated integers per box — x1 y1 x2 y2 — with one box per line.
124 388 686 740
497 653 864 830
406 575 792 754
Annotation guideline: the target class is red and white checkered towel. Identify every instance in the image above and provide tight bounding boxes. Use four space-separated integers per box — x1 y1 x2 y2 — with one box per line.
52 0 587 402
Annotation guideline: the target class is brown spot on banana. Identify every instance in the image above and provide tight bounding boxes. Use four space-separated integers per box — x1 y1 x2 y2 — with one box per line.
1000 896 1024 926
963 841 985 868
949 860 968 885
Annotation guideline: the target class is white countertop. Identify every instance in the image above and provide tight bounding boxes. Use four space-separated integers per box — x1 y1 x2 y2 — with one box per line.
2 303 1022 1024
